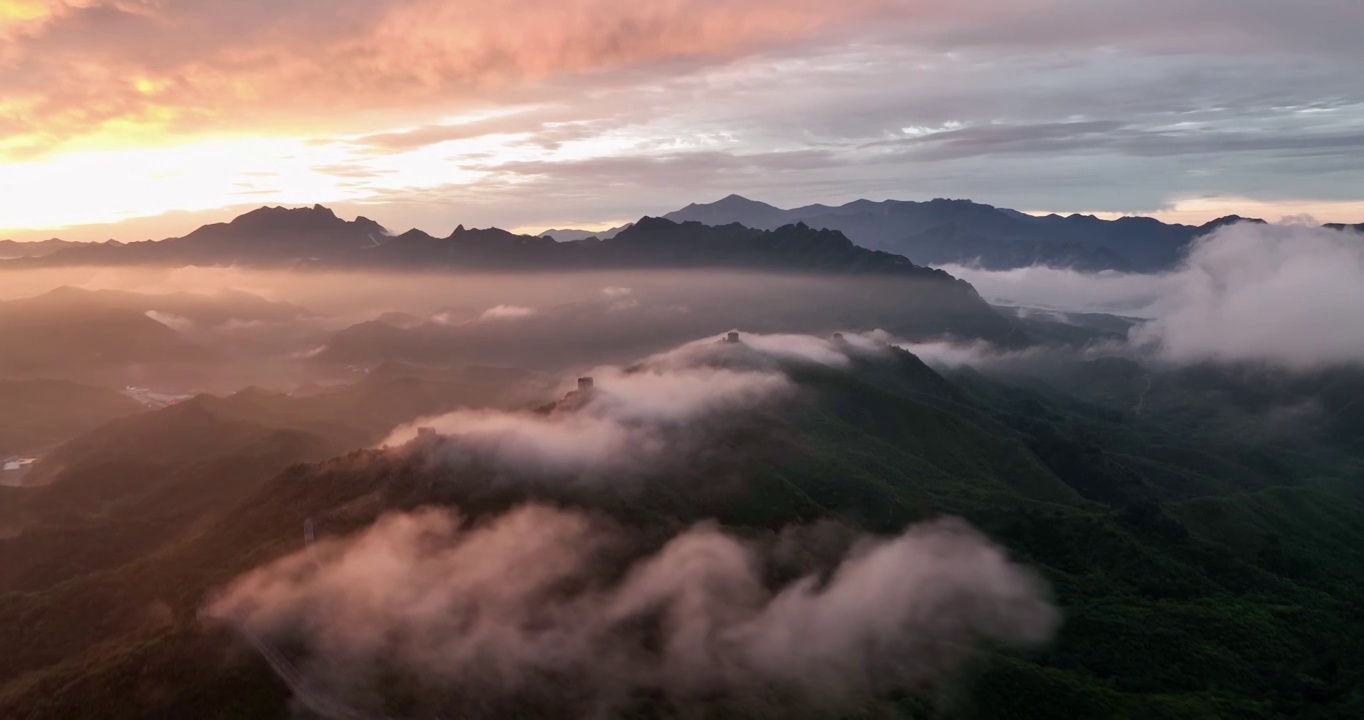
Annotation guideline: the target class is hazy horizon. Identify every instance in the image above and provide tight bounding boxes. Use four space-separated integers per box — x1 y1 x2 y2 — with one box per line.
6 193 1364 245
4 1 1363 241
4 4 1364 718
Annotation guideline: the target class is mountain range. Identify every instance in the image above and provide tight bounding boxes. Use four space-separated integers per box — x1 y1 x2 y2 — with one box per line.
3 205 948 278
565 194 1361 272
8 197 1359 274
0 238 84 260
658 195 1264 272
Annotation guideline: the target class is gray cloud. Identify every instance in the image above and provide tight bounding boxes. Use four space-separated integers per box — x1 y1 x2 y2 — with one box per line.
206 504 1058 717
324 41 1364 230
477 149 842 186
5 1 1363 237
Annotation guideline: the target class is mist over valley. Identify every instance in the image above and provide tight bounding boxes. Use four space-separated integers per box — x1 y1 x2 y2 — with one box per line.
3 1 1364 716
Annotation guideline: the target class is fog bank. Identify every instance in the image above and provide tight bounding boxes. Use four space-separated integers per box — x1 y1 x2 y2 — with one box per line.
207 505 1058 717
1131 223 1364 368
945 222 1364 368
382 332 891 484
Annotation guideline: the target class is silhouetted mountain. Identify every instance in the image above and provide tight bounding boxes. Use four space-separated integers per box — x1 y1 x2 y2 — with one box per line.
895 222 1134 272
667 193 794 228
601 217 924 272
6 205 992 279
12 200 1315 273
537 222 631 241
663 195 1279 271
356 216 964 277
20 205 389 266
176 204 389 259
0 238 84 259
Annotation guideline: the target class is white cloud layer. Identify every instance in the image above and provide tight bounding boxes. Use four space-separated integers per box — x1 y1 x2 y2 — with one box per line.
206 505 1058 716
382 332 888 482
478 304 537 320
1131 222 1364 368
941 263 1172 318
940 222 1364 369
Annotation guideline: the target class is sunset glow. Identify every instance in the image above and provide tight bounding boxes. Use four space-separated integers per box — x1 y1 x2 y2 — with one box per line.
2 0 1362 239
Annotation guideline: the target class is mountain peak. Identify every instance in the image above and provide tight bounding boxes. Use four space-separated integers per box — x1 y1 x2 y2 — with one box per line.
1202 214 1267 229
231 204 337 224
201 204 391 240
664 195 792 229
712 193 778 209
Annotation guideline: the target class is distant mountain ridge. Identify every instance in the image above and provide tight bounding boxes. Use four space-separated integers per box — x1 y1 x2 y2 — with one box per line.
8 196 1348 274
10 205 390 267
0 238 87 259
658 195 1286 272
7 207 957 280
537 223 632 242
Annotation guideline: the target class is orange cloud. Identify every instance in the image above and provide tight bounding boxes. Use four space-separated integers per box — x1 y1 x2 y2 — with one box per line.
0 0 49 21
0 0 919 158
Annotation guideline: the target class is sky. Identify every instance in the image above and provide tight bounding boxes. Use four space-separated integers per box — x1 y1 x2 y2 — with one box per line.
2 0 1363 241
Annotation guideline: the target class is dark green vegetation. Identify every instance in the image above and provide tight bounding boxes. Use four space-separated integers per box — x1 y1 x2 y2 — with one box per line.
1 341 1362 718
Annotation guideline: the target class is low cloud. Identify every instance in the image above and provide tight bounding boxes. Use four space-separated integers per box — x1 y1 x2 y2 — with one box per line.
145 309 195 333
1131 222 1364 368
382 332 889 483
600 286 638 311
648 332 863 371
386 365 787 479
893 339 1049 370
939 263 1170 318
479 304 536 320
206 504 1058 717
943 222 1364 370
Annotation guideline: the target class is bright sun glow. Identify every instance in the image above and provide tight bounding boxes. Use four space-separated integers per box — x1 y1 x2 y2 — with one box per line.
0 0 47 22
0 137 357 230
0 110 658 237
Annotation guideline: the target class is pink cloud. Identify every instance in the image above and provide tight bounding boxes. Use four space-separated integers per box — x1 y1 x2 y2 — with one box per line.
0 0 913 155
